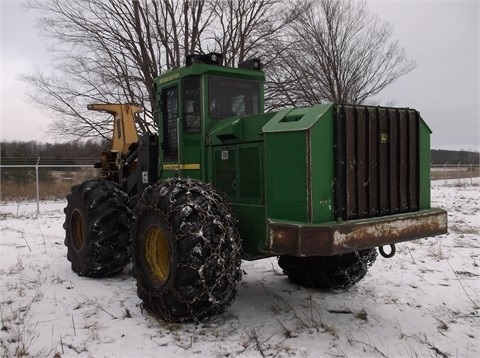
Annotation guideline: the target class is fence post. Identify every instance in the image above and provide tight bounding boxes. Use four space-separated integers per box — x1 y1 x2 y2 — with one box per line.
471 162 474 185
36 157 40 215
457 161 462 184
444 161 448 185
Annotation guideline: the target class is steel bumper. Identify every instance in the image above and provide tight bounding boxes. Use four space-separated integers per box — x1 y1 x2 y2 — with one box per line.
268 208 448 256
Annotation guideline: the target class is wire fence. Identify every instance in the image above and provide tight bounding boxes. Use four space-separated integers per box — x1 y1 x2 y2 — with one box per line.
0 161 478 217
0 162 96 216
431 162 479 185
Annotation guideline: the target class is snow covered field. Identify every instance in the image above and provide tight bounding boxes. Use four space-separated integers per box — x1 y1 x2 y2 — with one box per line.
1 180 478 357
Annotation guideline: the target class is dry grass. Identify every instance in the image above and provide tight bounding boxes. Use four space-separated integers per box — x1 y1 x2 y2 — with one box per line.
430 167 479 180
1 182 75 201
1 168 96 202
0 272 54 357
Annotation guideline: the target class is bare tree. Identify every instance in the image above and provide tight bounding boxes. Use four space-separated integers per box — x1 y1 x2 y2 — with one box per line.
22 0 215 140
265 0 417 109
22 0 300 141
22 0 409 140
205 0 302 67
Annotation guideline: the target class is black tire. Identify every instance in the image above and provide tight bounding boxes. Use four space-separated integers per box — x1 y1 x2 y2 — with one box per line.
278 249 377 289
64 179 133 277
134 177 241 322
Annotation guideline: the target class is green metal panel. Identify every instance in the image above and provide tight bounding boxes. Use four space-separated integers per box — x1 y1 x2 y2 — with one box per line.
209 113 272 259
264 130 308 222
230 203 268 259
214 147 236 197
309 107 335 223
179 134 202 180
419 117 432 209
211 139 267 259
238 145 263 201
213 143 264 204
263 105 335 224
209 112 275 145
263 104 332 133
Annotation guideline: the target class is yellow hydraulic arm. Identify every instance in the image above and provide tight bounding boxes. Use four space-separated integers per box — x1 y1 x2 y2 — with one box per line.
87 103 142 153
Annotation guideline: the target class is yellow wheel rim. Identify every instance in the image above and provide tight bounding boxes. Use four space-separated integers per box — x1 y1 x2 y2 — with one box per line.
71 209 85 252
145 225 170 284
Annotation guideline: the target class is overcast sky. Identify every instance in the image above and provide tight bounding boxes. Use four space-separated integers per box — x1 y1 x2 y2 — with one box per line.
1 0 479 151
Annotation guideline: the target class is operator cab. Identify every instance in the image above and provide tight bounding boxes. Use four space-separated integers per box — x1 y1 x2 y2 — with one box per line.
155 53 265 180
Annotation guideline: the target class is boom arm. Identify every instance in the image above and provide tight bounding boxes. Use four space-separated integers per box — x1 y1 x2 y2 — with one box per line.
87 103 142 153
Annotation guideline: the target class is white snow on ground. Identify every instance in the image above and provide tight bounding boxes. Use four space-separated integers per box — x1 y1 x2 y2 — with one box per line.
1 179 479 357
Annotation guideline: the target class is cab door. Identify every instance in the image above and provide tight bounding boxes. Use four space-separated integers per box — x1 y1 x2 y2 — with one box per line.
180 76 202 179
160 85 179 178
159 77 203 179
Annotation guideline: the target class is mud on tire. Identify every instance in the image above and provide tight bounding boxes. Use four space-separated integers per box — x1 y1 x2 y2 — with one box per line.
278 249 377 289
64 179 133 277
134 177 242 323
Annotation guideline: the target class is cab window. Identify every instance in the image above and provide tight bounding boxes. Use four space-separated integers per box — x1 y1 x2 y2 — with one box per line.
183 76 201 133
209 76 260 119
161 86 178 162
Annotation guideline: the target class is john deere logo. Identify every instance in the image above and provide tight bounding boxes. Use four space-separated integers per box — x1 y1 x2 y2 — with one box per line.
380 133 388 144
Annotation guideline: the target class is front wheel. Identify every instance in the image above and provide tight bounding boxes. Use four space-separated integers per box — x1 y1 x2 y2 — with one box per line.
63 179 133 277
278 249 377 289
134 178 242 322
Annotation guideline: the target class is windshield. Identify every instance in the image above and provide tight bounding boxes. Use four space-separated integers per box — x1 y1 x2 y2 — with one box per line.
208 75 260 119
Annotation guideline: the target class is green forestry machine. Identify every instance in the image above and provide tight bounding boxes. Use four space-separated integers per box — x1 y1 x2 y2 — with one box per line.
64 53 447 322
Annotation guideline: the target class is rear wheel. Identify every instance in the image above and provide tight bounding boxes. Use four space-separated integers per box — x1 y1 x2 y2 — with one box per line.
134 177 242 322
64 179 133 277
278 249 377 289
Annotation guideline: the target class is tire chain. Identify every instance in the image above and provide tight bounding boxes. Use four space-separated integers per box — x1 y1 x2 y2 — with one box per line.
332 249 377 288
64 179 134 277
279 249 377 289
135 177 242 322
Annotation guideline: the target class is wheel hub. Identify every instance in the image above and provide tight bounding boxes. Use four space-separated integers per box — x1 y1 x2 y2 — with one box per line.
70 209 85 252
145 226 170 284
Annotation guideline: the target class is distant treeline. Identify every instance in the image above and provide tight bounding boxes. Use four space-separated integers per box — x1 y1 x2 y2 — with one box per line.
1 140 478 165
0 140 107 165
431 149 479 165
